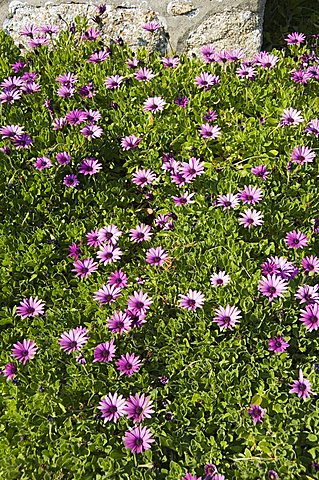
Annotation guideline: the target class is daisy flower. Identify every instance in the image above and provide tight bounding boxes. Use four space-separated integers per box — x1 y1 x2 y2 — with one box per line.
213 305 242 330
210 271 230 287
238 209 264 228
16 296 45 319
116 353 141 376
11 339 38 365
72 258 98 279
146 246 168 266
258 274 288 301
285 230 309 249
123 425 154 453
178 290 205 311
289 369 314 400
58 326 89 354
125 393 154 423
98 392 127 423
93 339 116 363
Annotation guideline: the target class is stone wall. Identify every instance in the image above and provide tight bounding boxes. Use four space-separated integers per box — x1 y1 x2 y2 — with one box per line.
0 0 266 58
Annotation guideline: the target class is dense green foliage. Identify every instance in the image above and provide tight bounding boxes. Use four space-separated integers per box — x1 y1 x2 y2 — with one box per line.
0 18 319 480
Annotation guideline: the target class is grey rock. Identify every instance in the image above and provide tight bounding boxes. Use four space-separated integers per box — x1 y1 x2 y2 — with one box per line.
1 0 266 58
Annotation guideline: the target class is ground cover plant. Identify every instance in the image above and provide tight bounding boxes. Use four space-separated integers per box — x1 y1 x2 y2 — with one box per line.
0 7 319 480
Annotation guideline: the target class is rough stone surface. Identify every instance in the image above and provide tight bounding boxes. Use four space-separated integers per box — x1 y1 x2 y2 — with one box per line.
184 8 264 58
1 0 267 58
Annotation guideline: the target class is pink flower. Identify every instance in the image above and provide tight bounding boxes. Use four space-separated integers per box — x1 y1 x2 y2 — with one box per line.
58 327 89 354
107 311 131 334
116 353 141 376
213 305 242 330
143 97 166 113
16 296 45 319
72 258 98 279
146 246 168 266
98 392 127 423
123 425 154 453
125 393 154 423
178 290 205 311
11 339 38 365
285 230 309 249
93 339 116 363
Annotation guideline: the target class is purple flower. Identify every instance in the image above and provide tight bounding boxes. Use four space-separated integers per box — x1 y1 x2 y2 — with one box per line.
86 229 101 247
291 69 312 84
285 32 306 44
280 108 304 127
203 110 218 123
121 135 142 150
81 27 100 41
87 50 110 63
285 230 309 249
289 369 314 400
199 124 222 139
105 75 124 90
182 474 202 480
258 274 288 301
205 464 217 477
98 224 122 245
175 96 189 108
125 393 154 423
52 117 67 130
108 270 128 289
162 56 179 68
247 404 265 423
305 118 319 137
72 258 98 279
132 168 156 187
267 471 279 480
20 24 41 37
116 353 141 376
146 246 168 266
81 124 104 139
178 290 205 311
82 109 101 123
16 296 45 319
98 392 127 423
200 44 218 63
0 89 22 104
34 156 52 170
299 303 319 331
11 339 38 365
142 21 161 31
63 174 79 188
127 57 139 68
172 191 195 206
0 124 24 138
213 304 242 330
40 24 60 35
129 224 152 243
68 242 81 260
301 255 319 274
28 37 50 49
107 311 131 334
123 425 154 453
291 146 315 164
216 193 240 210
238 209 264 228
93 284 122 305
127 291 153 315
65 109 86 125
93 339 116 363
12 61 26 73
268 336 290 353
56 152 70 165
58 327 89 354
57 85 75 98
97 244 122 265
79 158 102 175
238 185 263 205
1 363 17 380
210 271 230 287
195 72 220 90
155 213 174 230
12 134 33 149
251 164 269 180
135 67 155 82
56 73 78 86
143 96 166 113
254 52 279 69
236 65 256 80
180 157 205 181
295 284 319 305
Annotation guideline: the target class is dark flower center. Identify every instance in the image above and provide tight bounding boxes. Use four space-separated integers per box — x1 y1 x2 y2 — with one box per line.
153 256 161 263
189 168 196 175
135 406 143 415
81 267 89 274
135 301 144 309
109 406 117 413
268 287 277 294
293 238 300 244
125 362 132 370
117 321 124 328
105 232 113 240
224 201 231 207
70 341 77 348
188 299 196 306
274 340 282 348
104 294 112 302
310 316 318 323
216 279 223 285
135 438 143 446
223 316 231 323
247 218 254 224
105 252 113 259
102 350 110 358
22 350 29 356
299 383 307 391
136 232 144 239
27 306 35 314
